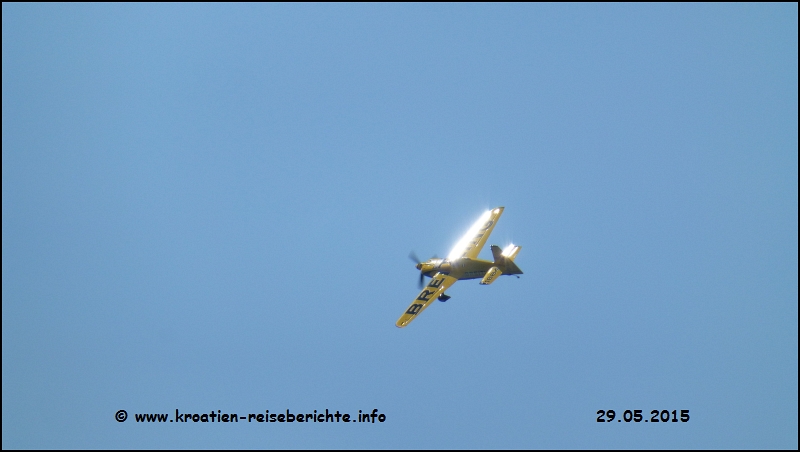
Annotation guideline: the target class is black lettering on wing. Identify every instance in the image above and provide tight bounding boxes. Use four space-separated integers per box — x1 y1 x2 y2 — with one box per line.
428 277 444 288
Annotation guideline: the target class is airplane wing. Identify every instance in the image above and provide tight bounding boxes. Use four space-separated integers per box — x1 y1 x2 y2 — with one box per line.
447 207 504 260
396 273 458 328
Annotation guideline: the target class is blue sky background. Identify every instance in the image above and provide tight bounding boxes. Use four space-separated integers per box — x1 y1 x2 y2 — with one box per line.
3 3 797 449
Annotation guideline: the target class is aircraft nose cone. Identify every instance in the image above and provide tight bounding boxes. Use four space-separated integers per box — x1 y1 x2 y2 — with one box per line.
415 263 422 270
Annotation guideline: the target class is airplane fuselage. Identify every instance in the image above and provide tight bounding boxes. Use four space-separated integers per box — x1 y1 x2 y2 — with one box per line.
421 257 506 281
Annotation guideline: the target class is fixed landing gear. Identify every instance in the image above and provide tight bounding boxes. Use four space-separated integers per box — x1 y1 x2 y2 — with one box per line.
438 294 451 302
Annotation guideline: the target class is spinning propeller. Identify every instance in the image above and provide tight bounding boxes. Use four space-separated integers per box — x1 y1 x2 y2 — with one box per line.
409 251 437 289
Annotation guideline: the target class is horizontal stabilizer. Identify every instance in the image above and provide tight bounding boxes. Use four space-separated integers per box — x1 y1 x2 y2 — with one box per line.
490 245 523 275
480 266 503 285
503 245 521 261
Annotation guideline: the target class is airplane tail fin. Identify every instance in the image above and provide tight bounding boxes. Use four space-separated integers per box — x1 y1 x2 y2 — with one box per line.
490 245 523 275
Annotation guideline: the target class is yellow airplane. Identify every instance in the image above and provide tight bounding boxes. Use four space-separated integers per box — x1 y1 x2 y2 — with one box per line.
397 206 522 328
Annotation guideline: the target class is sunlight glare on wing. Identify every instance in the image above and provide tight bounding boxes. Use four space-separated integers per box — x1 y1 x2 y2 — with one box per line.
502 243 517 256
447 209 493 260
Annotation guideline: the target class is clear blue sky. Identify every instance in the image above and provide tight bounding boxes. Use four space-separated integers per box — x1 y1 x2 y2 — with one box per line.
3 3 797 449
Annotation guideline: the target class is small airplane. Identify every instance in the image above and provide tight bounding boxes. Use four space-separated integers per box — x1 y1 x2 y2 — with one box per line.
397 206 522 328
